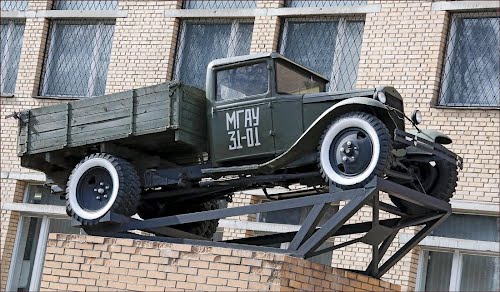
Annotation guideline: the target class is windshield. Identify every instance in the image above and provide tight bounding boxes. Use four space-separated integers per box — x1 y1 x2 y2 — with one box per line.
216 62 268 101
276 61 326 94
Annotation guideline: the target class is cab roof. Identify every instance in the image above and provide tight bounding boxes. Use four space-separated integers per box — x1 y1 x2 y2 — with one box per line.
207 52 329 82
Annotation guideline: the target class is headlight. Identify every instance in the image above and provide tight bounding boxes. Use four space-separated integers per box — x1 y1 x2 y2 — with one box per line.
411 110 422 125
376 91 386 104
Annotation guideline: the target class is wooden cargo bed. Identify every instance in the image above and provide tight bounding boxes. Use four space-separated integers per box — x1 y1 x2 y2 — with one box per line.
17 82 207 161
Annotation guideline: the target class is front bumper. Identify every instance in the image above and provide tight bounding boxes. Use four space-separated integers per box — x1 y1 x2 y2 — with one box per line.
394 129 463 169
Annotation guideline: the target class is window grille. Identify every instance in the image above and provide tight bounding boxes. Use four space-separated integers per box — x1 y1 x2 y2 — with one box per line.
438 12 499 107
0 0 28 10
53 0 118 10
279 16 364 92
1 20 25 95
285 0 367 8
174 19 253 90
183 0 256 9
40 20 115 98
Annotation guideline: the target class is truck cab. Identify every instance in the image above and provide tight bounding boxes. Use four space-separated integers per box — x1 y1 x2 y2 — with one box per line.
206 53 329 165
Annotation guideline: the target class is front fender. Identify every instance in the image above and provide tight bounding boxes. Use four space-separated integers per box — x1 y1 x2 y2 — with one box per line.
258 97 389 172
407 129 452 145
405 129 453 156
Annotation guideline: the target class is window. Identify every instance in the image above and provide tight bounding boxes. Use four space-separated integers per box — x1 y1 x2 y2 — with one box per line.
174 19 253 90
284 0 367 8
439 12 499 107
183 0 256 9
6 185 82 292
0 0 28 10
40 20 115 98
1 20 25 95
216 62 268 101
276 61 326 94
420 251 500 291
53 0 118 10
279 16 364 92
417 214 500 291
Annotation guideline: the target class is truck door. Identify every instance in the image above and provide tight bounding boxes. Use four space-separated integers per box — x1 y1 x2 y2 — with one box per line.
209 61 275 163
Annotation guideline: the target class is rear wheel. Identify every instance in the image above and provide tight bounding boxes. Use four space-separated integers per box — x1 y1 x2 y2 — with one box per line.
66 153 141 225
318 112 393 189
390 159 458 215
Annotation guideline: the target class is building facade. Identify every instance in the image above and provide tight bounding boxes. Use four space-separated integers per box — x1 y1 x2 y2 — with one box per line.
1 0 499 291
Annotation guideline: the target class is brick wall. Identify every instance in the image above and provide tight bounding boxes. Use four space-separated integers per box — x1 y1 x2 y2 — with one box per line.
40 234 400 292
357 1 499 203
1 1 498 291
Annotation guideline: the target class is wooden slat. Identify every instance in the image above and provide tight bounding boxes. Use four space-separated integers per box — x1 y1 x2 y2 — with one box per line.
29 120 66 134
28 136 66 152
30 103 68 116
135 91 170 107
71 108 130 127
71 117 130 135
29 111 66 124
135 109 170 124
134 118 170 135
136 102 169 114
71 98 130 117
29 129 67 143
69 132 131 147
70 90 133 109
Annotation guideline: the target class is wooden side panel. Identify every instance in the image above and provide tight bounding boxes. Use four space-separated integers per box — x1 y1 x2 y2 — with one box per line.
26 103 68 154
68 90 134 147
133 85 171 135
176 85 207 151
19 81 209 158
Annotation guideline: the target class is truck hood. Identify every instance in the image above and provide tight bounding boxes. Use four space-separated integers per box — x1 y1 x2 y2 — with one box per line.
302 86 402 104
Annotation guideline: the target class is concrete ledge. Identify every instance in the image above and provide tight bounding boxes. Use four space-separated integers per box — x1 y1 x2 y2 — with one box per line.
1 203 66 218
1 10 128 19
165 5 381 18
1 10 36 18
41 233 401 291
399 234 499 253
450 199 500 216
1 171 46 182
432 1 500 11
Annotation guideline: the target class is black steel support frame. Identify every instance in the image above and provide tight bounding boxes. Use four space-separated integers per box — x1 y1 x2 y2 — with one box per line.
80 177 451 279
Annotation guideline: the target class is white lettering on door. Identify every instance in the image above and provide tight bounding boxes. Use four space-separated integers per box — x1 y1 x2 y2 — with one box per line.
226 107 261 150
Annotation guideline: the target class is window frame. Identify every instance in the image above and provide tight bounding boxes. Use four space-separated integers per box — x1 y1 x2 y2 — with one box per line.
415 212 500 291
5 184 81 292
0 19 25 96
214 60 271 102
279 15 364 92
39 19 115 99
417 248 500 291
436 11 500 109
173 18 254 90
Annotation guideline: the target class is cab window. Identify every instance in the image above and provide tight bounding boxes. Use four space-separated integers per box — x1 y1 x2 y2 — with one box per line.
216 62 268 101
276 61 326 94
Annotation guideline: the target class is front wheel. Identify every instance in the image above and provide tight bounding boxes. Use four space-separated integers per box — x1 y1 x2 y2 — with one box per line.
390 159 458 214
66 153 141 225
318 112 393 189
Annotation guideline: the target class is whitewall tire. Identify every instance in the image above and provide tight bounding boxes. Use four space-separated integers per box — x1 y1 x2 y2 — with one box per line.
318 112 392 189
66 153 141 225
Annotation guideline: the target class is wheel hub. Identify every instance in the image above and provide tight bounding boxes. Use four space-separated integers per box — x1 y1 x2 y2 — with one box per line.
76 167 113 212
329 128 373 177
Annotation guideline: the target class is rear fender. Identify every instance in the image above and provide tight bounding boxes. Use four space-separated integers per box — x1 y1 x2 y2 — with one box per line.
258 97 394 172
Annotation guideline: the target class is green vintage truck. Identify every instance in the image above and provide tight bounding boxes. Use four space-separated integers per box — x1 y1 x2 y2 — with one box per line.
16 53 462 238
